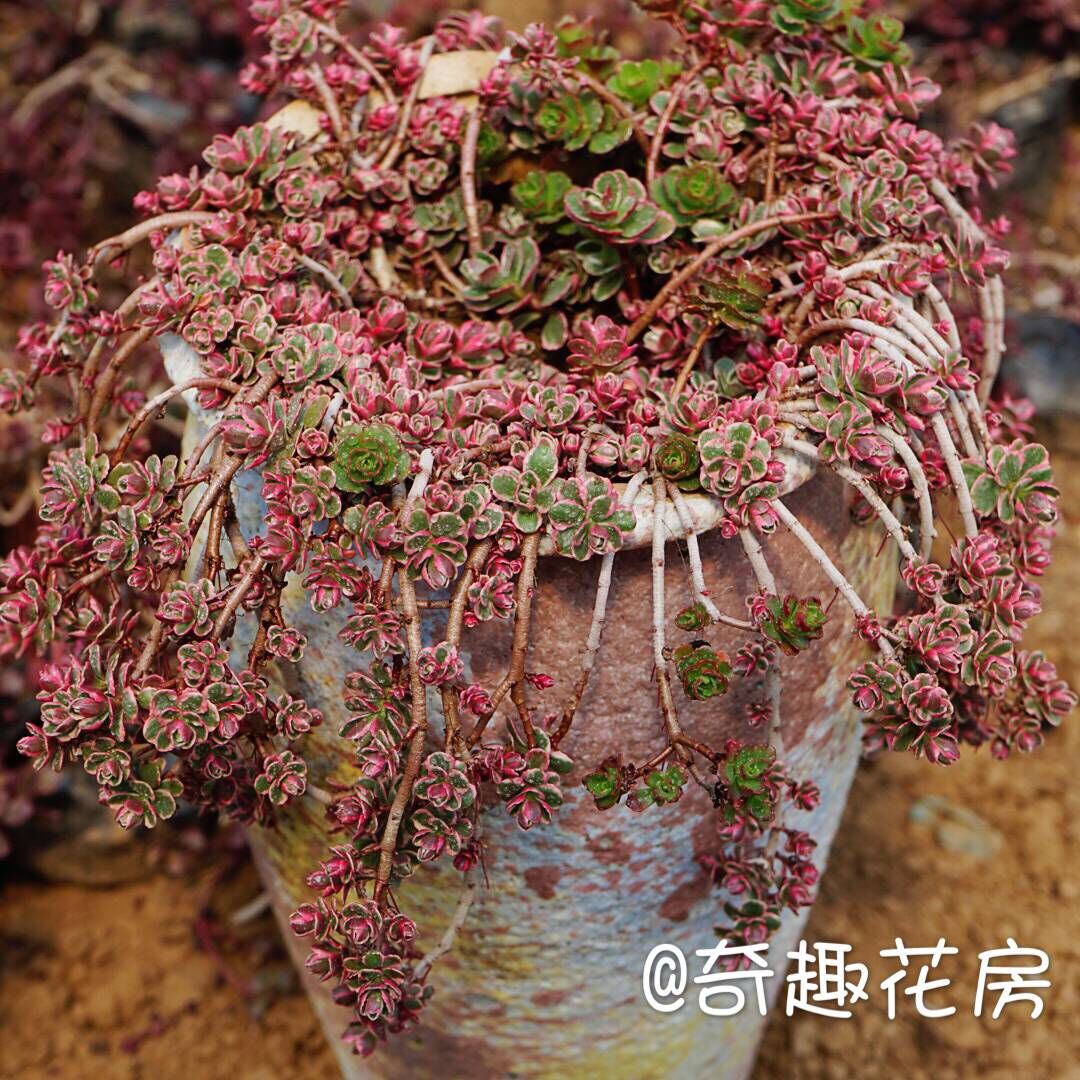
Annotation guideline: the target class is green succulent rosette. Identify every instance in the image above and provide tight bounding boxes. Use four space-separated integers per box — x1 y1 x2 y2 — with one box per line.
656 432 701 481
332 422 411 492
651 162 736 227
511 169 573 225
565 170 675 245
771 0 841 34
673 643 732 700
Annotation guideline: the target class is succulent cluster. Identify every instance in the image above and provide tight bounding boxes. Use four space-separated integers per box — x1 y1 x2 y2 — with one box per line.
1 0 1074 1056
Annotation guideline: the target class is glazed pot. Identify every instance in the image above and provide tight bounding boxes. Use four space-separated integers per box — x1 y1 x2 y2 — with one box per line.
228 457 887 1078
167 323 895 1078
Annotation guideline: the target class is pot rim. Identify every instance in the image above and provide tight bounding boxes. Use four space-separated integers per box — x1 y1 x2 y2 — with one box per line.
163 331 819 561
541 448 817 556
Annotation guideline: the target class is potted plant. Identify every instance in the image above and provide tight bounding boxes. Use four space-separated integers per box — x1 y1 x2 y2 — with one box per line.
2 1 1074 1077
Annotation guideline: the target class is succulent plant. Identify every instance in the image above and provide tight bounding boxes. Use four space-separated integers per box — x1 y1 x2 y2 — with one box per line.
652 163 737 226
606 59 675 108
255 750 308 806
564 170 675 245
756 595 828 656
460 237 542 313
566 315 636 374
673 643 733 701
415 643 465 688
333 423 411 492
688 263 771 332
722 743 777 823
533 89 604 151
547 476 636 560
655 432 701 482
675 602 712 632
627 765 687 811
490 437 560 533
697 419 781 511
415 752 476 813
845 12 912 68
964 440 1058 524
2 0 1073 1059
497 736 568 830
511 170 572 225
771 0 843 35
582 758 630 811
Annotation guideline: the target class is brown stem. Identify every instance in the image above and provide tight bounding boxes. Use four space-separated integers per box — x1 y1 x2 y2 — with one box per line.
467 533 540 748
671 318 716 396
554 470 649 747
627 212 830 342
650 476 689 763
89 212 216 266
312 19 397 110
674 734 721 763
225 509 251 562
203 443 228 583
764 137 778 203
375 570 429 900
87 325 155 432
63 563 111 601
110 378 242 465
181 421 224 482
185 371 279 536
427 247 466 296
188 458 245 539
461 107 484 258
211 556 267 638
378 38 436 170
79 279 156 420
375 558 396 607
133 569 177 679
441 541 493 751
413 876 476 981
647 60 707 187
296 253 353 308
247 581 284 674
130 369 277 679
307 63 347 146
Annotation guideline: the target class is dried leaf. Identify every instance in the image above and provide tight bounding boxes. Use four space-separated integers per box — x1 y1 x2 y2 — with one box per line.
265 100 324 141
418 51 499 100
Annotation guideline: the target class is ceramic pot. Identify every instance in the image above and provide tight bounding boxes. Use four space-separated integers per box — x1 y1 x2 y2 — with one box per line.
167 328 894 1077
233 457 894 1080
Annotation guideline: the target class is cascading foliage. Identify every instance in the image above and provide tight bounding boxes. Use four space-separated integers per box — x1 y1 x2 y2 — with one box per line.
1 0 1075 1057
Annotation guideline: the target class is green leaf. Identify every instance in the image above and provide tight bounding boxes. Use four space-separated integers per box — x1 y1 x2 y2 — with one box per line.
513 509 541 533
525 438 558 486
606 59 663 108
541 311 568 351
689 265 770 331
511 170 572 224
95 487 121 512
